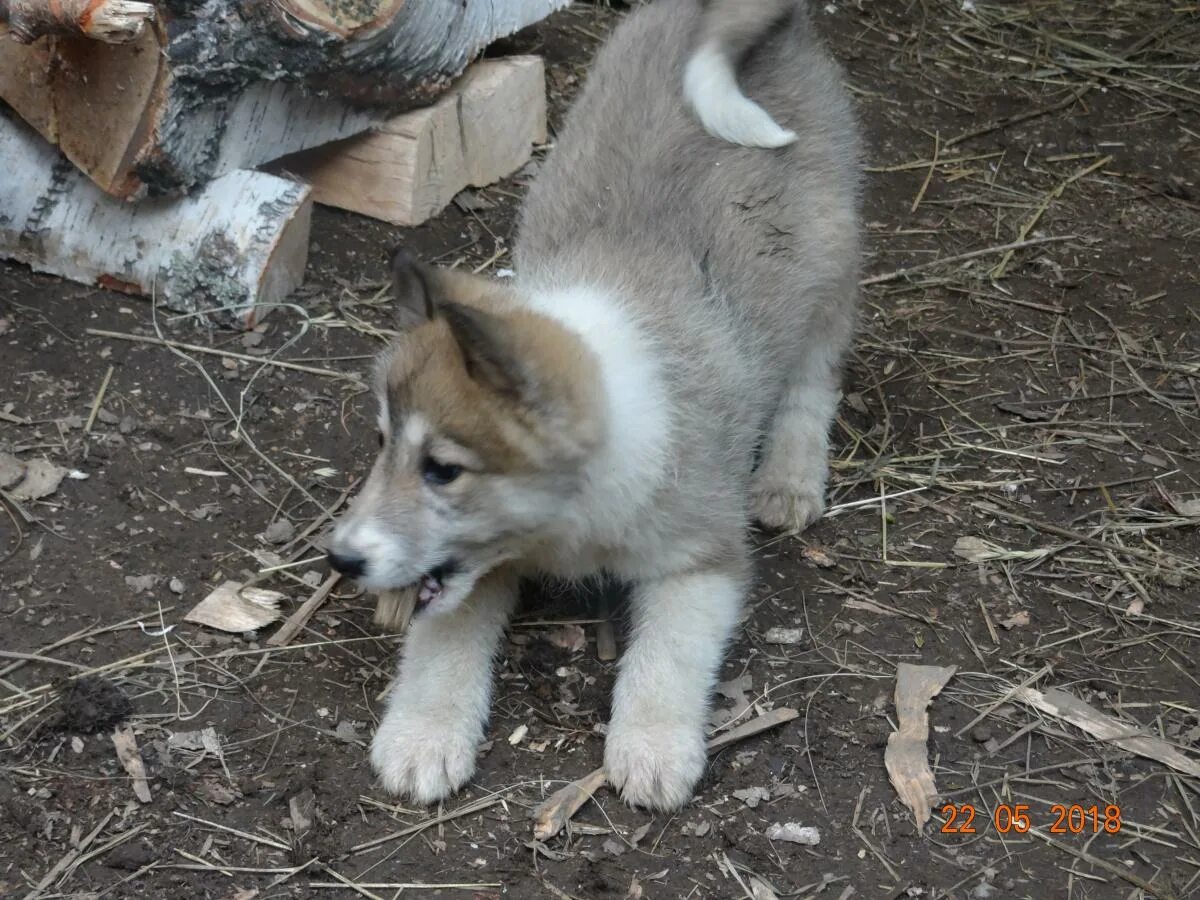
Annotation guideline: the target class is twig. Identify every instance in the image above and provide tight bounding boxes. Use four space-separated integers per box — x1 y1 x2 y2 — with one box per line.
595 593 617 662
860 235 1080 286
990 155 1112 278
953 663 1052 739
973 501 1200 579
267 572 341 647
84 365 115 434
944 86 1090 148
85 328 364 385
171 812 291 851
351 794 503 853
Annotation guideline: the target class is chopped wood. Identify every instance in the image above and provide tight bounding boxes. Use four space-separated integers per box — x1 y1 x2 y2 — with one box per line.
531 707 799 840
267 573 341 647
0 0 154 44
0 3 563 198
282 57 547 226
884 663 956 828
0 112 311 328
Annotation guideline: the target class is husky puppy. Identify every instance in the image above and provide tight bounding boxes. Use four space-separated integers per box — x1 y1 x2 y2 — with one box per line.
328 0 861 811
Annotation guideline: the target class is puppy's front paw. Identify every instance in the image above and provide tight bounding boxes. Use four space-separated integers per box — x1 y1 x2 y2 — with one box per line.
604 719 706 812
751 476 826 533
370 709 479 804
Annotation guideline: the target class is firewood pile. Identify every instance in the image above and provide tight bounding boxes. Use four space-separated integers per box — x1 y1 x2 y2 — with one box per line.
0 0 559 326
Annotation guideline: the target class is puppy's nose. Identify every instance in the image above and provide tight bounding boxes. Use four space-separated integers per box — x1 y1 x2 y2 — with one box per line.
327 550 367 578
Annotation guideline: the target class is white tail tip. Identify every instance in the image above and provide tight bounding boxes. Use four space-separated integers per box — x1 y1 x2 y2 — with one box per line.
683 45 797 149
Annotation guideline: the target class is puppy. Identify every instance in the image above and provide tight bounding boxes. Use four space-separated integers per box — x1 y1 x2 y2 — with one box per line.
328 0 861 811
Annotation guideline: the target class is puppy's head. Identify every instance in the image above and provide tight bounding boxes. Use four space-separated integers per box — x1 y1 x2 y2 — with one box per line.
327 250 602 615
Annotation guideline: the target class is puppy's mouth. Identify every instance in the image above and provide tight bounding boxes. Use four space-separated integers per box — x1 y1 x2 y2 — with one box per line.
413 559 459 609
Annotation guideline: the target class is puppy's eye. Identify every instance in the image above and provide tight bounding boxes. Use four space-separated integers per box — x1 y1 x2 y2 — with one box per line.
422 456 463 486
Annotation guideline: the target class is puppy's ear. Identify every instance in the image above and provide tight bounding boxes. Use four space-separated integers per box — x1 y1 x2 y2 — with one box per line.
440 301 528 400
390 248 438 330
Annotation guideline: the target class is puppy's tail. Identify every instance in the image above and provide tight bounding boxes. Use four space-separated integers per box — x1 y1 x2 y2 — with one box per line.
682 0 798 149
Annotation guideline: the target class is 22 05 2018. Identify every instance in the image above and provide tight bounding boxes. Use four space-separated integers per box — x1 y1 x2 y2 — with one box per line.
940 803 1122 834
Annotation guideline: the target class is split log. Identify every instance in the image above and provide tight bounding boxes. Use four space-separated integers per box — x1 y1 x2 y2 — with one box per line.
0 0 566 198
281 56 547 226
0 0 154 44
0 111 312 328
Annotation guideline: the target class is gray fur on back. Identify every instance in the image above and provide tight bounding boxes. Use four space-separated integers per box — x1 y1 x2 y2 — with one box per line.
515 0 862 567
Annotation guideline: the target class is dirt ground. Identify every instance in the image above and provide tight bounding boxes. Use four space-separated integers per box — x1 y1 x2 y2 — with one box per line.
3 1 1199 898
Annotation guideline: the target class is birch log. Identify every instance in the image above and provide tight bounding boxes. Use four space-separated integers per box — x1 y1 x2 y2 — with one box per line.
0 0 567 199
0 0 154 44
0 111 312 328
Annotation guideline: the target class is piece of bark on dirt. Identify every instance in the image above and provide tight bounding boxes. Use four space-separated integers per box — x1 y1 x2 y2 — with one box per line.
281 56 547 226
111 723 152 803
884 663 956 828
185 582 285 634
1014 685 1200 778
0 1 565 198
0 111 312 328
0 0 154 43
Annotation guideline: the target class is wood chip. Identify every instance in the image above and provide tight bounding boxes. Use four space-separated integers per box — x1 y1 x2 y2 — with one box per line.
373 585 417 632
0 453 67 500
186 581 284 633
884 663 956 827
111 723 152 803
532 767 607 841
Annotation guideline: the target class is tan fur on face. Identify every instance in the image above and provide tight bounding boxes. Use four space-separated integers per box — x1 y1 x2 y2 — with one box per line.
382 271 604 474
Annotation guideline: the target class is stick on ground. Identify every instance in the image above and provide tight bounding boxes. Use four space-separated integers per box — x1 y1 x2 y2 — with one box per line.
267 573 341 647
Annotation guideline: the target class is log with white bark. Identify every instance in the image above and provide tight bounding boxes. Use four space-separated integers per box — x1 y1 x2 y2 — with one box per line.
280 56 547 226
0 0 154 44
0 0 567 198
0 111 312 328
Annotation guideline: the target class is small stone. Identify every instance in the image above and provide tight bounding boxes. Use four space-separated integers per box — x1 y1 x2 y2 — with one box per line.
764 822 820 845
125 574 159 594
263 519 294 545
971 724 993 743
169 577 185 594
763 626 804 645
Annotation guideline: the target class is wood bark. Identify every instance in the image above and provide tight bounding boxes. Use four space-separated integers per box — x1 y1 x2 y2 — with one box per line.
0 0 154 44
0 0 567 198
0 110 312 328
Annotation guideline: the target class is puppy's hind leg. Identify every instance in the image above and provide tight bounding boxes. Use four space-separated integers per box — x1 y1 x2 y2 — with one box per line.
752 317 853 533
370 568 517 804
